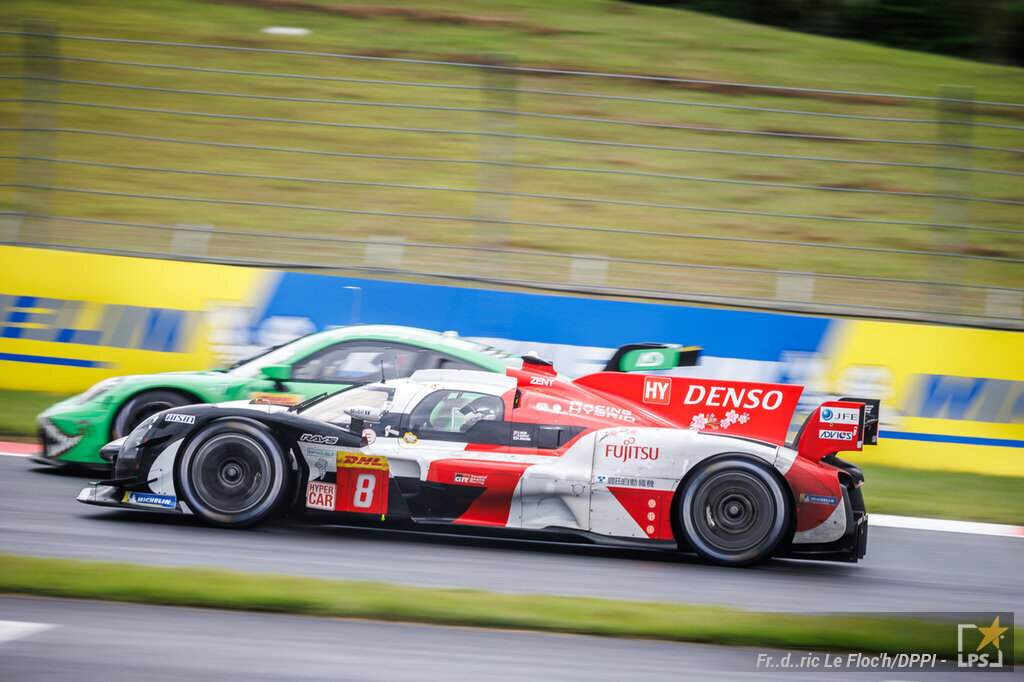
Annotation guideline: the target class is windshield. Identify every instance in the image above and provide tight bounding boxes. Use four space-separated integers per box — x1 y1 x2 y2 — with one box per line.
223 331 520 380
439 335 518 359
301 385 394 425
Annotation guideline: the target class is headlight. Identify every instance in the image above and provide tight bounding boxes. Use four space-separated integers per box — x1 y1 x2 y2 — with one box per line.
117 414 160 463
74 377 124 404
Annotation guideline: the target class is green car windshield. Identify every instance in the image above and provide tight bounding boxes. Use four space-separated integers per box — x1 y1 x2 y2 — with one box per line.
223 332 519 380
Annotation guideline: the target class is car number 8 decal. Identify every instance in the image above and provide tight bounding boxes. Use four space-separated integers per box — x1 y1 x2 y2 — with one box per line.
353 472 375 508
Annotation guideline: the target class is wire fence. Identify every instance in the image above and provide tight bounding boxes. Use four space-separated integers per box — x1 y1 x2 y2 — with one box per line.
0 25 1022 328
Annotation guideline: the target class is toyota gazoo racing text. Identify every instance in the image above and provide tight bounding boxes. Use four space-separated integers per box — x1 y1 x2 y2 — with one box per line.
79 357 877 566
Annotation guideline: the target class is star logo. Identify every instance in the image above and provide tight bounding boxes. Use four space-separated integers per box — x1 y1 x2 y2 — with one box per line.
957 613 1013 669
975 616 1008 651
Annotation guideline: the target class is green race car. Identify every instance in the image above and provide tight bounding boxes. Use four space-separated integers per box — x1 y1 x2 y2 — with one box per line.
37 325 524 468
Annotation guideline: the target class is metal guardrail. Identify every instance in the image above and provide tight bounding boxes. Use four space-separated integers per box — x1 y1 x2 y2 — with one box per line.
0 25 1021 328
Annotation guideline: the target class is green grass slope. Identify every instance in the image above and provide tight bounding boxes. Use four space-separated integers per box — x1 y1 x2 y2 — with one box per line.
0 0 1020 302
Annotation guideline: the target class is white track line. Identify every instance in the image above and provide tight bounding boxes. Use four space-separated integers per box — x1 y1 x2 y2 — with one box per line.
871 513 1024 538
0 620 56 645
0 451 35 458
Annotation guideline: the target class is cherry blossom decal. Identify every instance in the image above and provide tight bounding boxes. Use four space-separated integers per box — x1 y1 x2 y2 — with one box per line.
689 409 751 431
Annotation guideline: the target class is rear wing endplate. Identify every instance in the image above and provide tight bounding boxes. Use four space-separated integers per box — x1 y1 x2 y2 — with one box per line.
795 397 880 462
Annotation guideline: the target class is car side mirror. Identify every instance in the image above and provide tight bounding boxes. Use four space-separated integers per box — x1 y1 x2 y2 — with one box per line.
261 364 292 381
344 405 384 435
344 405 383 424
260 364 292 391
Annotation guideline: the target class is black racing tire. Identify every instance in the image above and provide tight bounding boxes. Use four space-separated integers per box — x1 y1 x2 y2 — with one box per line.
112 389 195 439
678 457 792 567
176 419 290 528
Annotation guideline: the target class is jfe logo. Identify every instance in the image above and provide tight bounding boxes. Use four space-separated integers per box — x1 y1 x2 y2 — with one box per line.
820 406 859 424
643 377 671 405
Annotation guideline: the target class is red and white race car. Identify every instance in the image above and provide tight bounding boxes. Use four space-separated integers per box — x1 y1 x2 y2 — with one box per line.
81 356 876 566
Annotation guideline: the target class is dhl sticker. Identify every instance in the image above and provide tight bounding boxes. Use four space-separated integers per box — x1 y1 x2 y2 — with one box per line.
337 452 389 471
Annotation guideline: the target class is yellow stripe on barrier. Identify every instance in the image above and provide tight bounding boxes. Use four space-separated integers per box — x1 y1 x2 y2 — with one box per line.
823 319 1024 477
857 439 1024 478
0 246 272 393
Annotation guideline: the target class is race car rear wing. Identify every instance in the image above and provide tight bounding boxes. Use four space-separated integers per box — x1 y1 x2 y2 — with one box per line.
794 397 880 463
603 343 702 372
573 373 803 445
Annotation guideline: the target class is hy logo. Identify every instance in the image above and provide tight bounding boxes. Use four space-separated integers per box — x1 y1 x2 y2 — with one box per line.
642 376 672 405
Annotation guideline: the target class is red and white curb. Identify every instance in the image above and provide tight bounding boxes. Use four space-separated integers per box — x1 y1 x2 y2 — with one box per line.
2 441 1021 539
0 442 41 457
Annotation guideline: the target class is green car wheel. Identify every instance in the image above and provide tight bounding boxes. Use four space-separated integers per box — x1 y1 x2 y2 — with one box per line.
112 390 196 440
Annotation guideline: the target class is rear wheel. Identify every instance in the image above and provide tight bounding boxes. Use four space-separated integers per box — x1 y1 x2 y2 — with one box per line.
678 457 791 566
177 420 289 528
112 390 194 439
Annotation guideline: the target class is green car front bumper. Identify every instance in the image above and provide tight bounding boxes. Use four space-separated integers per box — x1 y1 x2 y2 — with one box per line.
36 400 113 468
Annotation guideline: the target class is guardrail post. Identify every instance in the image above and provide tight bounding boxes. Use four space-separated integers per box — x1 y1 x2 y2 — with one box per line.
931 85 974 317
16 19 60 244
474 52 517 280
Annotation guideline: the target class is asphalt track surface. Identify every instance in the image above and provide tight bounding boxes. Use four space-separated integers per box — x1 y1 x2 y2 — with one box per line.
0 597 981 682
1 456 1022 614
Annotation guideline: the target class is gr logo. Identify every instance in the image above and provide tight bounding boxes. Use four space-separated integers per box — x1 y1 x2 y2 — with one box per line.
957 615 1011 669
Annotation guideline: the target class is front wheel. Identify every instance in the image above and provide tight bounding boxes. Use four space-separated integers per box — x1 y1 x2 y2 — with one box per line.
678 457 791 567
177 420 290 528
